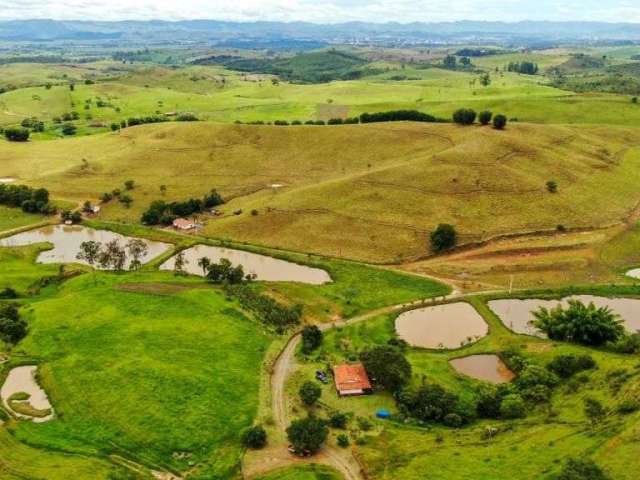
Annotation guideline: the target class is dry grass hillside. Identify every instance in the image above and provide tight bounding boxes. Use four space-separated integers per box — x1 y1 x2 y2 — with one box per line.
2 121 640 262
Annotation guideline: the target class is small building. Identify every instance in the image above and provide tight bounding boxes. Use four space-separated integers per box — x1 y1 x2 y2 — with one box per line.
333 363 372 397
91 205 101 214
173 218 196 230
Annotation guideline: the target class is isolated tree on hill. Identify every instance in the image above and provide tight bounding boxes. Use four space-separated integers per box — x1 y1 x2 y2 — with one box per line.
77 240 102 283
286 416 328 454
126 239 148 271
430 224 457 253
360 345 412 392
197 257 211 276
301 325 323 354
493 114 507 130
299 381 322 406
479 111 493 125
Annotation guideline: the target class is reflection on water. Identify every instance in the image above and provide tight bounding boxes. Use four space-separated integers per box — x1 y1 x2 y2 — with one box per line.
160 244 332 285
450 354 515 384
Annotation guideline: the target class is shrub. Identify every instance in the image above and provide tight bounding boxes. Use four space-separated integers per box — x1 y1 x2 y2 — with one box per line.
443 413 463 428
430 224 457 253
584 397 606 426
360 345 411 392
500 394 526 419
299 381 322 406
609 333 640 354
398 383 459 423
0 304 27 344
4 126 30 142
617 398 640 414
328 412 348 429
452 108 477 125
476 385 508 419
547 354 597 378
242 425 267 449
337 433 350 448
478 110 493 125
546 180 558 193
301 325 323 354
328 118 344 125
61 123 77 136
521 384 552 404
493 114 507 130
286 416 329 454
176 113 199 121
0 287 18 299
558 457 609 480
516 365 559 390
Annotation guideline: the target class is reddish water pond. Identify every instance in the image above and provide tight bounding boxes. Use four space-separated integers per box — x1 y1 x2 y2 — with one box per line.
450 354 515 384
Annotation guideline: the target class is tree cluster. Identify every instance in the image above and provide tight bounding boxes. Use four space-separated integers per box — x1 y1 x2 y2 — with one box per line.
0 184 54 214
203 258 249 284
141 190 224 225
76 238 149 273
286 416 328 454
507 62 539 75
0 304 27 344
225 284 303 332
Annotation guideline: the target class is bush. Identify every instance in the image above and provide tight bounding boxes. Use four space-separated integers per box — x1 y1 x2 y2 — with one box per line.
176 113 199 121
493 114 507 130
609 333 640 354
4 126 30 142
547 354 597 378
398 383 459 423
478 110 493 125
516 365 559 390
617 398 640 414
360 345 411 392
452 108 477 125
500 394 526 419
337 433 350 448
301 325 323 354
443 413 463 428
476 385 509 419
360 110 438 124
558 457 609 480
521 384 552 404
299 381 322 406
0 287 18 299
61 122 77 136
0 304 27 344
328 412 348 429
242 425 267 449
546 180 558 193
286 416 329 454
430 224 457 253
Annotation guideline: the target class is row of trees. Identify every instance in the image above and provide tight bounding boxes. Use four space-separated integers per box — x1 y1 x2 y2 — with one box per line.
453 108 507 129
76 238 149 278
0 184 54 214
240 110 443 127
141 190 224 225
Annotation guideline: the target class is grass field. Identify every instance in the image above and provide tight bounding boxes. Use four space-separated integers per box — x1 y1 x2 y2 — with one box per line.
0 205 45 233
255 465 342 480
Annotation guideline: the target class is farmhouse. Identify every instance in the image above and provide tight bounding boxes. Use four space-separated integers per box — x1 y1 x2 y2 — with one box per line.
173 218 196 230
333 363 372 397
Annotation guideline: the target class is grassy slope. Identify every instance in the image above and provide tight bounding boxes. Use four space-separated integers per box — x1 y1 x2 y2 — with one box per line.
3 121 640 262
255 464 342 480
0 205 44 233
0 244 60 294
9 272 272 478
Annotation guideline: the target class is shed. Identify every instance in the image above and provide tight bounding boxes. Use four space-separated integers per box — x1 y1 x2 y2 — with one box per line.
333 363 372 397
173 218 196 230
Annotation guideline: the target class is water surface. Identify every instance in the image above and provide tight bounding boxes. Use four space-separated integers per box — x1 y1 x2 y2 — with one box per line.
160 244 331 284
1 366 54 423
450 354 515 384
395 302 488 349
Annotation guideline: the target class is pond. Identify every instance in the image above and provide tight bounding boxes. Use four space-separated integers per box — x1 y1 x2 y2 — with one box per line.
0 225 171 269
395 302 488 349
627 268 640 279
160 244 332 285
488 295 640 337
450 354 515 384
1 366 54 423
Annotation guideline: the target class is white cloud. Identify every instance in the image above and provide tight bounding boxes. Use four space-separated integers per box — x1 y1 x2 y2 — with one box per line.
0 0 638 23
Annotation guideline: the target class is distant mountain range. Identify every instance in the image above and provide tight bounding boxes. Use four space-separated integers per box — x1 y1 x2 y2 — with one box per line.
1 19 639 46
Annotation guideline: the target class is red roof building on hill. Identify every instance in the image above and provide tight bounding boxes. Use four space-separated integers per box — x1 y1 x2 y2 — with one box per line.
333 363 372 397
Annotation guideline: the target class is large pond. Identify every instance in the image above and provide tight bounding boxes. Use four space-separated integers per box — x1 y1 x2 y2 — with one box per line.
0 225 171 269
160 244 332 285
489 295 640 337
1 366 54 423
450 354 515 384
395 302 488 349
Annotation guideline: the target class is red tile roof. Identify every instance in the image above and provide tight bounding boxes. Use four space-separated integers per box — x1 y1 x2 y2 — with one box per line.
334 363 372 394
173 218 194 229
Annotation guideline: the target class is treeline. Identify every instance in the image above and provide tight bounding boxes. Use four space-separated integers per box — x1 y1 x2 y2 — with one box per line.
141 189 224 225
225 283 303 332
237 110 443 127
507 61 539 75
455 48 509 57
0 184 55 214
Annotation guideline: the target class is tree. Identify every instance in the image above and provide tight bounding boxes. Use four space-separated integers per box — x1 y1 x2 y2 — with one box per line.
99 239 126 272
328 411 348 429
632 97 638 104
124 180 135 190
478 111 493 125
286 416 328 454
119 195 133 209
443 55 457 69
500 394 526 419
160 185 167 195
533 300 625 346
360 345 411 392
126 239 148 271
77 240 102 283
493 114 507 130
174 251 187 275
547 354 596 379
546 180 558 193
337 434 350 447
0 304 27 344
4 127 30 142
197 257 211 276
479 73 491 87
558 457 609 480
452 108 477 125
299 381 322 406
301 325 323 354
584 397 605 427
430 224 457 253
242 425 267 449
61 123 77 136
398 382 459 423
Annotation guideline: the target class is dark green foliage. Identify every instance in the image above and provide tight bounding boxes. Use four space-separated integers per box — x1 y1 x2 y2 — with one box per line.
141 190 224 224
242 425 267 449
205 258 246 284
547 354 597 378
493 114 507 130
0 304 27 344
176 112 199 121
225 284 303 331
533 300 625 346
328 118 344 125
584 397 606 426
360 110 438 124
328 411 348 429
609 333 640 354
398 382 461 424
443 413 463 428
360 345 411 392
617 398 639 414
0 184 53 214
558 457 609 480
546 180 558 193
478 110 493 125
430 223 457 253
126 115 167 127
337 433 350 448
301 325 323 354
507 61 539 75
500 349 529 373
516 365 559 390
500 394 526 419
299 381 322 406
452 108 477 125
476 385 510 419
4 126 30 141
0 287 18 299
286 416 329 454
520 384 552 404
61 122 77 135
443 55 457 69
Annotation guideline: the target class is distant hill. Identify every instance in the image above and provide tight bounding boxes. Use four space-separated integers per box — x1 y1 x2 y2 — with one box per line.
1 19 640 46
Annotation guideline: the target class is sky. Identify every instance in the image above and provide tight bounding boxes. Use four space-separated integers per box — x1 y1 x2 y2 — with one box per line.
0 0 639 23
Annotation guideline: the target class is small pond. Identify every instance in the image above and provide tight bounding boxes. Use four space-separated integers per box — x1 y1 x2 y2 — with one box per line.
489 295 640 337
395 302 488 349
160 244 332 285
1 366 54 423
0 225 171 269
450 354 515 384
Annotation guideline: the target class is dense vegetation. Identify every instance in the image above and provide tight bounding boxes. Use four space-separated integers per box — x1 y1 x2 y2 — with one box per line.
141 189 224 224
0 184 54 214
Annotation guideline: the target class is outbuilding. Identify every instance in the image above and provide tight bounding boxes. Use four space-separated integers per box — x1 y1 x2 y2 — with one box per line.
333 363 372 397
173 218 196 230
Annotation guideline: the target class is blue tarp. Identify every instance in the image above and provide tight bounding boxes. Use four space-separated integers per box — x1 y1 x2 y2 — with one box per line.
376 409 391 419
